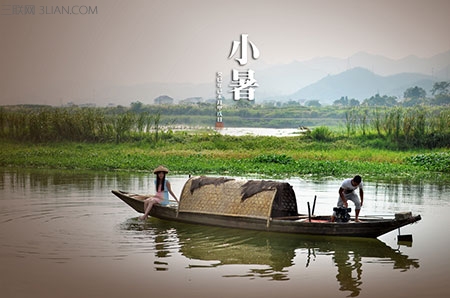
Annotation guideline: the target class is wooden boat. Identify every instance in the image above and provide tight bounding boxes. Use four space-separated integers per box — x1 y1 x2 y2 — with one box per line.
111 176 421 238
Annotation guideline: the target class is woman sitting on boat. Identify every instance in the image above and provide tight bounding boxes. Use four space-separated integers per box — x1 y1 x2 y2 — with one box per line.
139 165 179 220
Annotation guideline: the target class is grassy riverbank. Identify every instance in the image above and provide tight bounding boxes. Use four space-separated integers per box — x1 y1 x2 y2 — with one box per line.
1 132 448 183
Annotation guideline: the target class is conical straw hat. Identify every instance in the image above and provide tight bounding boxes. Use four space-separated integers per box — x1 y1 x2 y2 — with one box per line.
153 165 169 174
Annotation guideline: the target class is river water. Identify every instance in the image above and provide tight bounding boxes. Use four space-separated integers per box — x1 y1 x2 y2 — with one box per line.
0 168 449 298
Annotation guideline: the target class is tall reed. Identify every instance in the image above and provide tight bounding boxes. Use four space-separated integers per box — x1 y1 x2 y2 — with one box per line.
1 105 448 148
0 106 164 143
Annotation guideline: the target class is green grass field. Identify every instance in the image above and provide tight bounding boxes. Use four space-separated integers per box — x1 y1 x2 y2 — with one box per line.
1 133 448 183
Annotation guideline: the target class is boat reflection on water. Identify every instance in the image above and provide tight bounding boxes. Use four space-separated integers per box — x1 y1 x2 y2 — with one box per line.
123 218 419 296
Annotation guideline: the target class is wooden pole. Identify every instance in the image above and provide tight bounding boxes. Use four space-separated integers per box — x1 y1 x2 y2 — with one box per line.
312 195 317 216
307 202 311 222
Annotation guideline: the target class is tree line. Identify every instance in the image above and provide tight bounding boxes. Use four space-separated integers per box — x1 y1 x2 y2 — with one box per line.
331 81 450 107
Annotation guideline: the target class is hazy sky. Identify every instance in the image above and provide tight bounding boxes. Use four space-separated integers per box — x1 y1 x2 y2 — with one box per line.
1 0 449 104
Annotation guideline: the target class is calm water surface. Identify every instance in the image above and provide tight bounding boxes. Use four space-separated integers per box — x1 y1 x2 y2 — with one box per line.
0 168 449 298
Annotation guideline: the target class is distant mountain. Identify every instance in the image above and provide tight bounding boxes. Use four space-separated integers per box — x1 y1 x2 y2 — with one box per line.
5 50 447 106
256 50 450 102
254 61 327 97
302 50 450 79
102 61 327 105
61 50 450 106
289 67 437 104
436 64 450 80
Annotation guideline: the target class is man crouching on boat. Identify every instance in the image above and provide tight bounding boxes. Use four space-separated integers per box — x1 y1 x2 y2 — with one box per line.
139 165 179 221
332 175 364 222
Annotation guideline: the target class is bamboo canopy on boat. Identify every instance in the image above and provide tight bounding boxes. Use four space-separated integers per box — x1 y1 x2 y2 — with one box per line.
179 176 298 220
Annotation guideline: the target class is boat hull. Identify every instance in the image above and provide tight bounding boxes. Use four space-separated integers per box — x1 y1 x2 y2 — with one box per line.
112 190 421 238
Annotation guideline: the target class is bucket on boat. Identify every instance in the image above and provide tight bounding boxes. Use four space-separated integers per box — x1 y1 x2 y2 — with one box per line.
333 207 351 222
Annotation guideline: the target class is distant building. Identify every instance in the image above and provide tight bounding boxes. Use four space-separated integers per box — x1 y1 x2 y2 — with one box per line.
180 97 203 104
154 95 174 105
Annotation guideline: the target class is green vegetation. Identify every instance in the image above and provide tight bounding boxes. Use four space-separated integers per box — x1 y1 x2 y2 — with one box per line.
1 104 449 148
0 104 448 183
0 135 448 183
